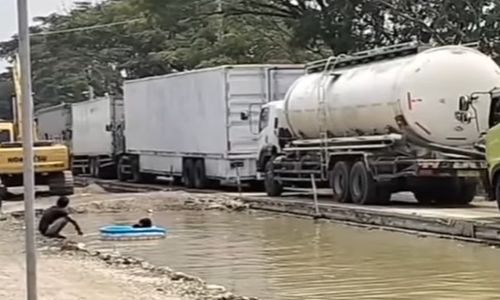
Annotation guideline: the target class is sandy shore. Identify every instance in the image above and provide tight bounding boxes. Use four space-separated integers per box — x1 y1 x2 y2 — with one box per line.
0 220 180 300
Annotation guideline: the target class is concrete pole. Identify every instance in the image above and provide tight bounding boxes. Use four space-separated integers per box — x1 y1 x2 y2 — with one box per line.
17 0 38 299
217 0 223 41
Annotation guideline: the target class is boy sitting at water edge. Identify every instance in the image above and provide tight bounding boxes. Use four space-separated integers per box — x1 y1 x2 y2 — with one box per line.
38 196 83 239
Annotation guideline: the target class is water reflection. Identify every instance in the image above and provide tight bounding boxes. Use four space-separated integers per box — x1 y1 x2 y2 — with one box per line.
79 210 500 299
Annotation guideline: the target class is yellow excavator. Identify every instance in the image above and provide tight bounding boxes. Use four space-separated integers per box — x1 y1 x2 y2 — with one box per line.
0 55 74 201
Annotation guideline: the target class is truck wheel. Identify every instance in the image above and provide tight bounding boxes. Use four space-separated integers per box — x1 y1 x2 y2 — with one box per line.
349 161 377 205
453 179 477 205
183 159 196 188
193 160 207 189
330 161 351 203
438 178 477 205
495 176 500 211
264 160 282 197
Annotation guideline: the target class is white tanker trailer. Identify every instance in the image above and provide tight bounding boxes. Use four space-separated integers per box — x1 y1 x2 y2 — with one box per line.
254 42 500 205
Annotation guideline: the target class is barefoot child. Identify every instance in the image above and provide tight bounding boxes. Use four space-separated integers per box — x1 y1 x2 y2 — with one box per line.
38 196 83 239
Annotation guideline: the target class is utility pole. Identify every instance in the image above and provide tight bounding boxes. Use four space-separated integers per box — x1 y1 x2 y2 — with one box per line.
85 66 94 100
217 0 223 41
17 0 38 299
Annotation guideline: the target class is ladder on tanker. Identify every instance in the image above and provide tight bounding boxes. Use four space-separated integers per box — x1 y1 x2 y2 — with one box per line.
316 55 349 180
306 41 481 74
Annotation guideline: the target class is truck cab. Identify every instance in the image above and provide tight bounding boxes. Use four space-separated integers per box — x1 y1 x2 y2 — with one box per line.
485 89 500 205
256 100 291 172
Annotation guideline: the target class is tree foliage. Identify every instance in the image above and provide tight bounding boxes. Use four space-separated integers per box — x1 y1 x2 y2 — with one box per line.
1 0 500 109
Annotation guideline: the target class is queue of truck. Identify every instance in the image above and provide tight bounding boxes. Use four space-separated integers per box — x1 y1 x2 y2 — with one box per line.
34 41 500 210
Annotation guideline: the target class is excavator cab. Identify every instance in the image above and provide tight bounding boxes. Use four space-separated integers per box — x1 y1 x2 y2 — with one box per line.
0 122 14 143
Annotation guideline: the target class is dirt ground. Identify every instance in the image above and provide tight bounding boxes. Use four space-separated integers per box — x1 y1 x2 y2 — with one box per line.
0 188 250 300
0 228 180 300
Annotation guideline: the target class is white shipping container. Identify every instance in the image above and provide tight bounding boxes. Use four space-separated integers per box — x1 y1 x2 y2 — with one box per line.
35 103 71 143
124 64 304 181
71 96 124 156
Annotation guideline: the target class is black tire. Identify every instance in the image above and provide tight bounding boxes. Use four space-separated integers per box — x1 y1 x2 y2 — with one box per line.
495 176 500 212
452 179 477 205
264 159 282 197
349 161 377 205
183 159 196 188
330 161 351 203
438 178 477 205
193 159 207 189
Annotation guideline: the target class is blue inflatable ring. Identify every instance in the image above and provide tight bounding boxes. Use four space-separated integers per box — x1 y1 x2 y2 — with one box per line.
99 225 167 241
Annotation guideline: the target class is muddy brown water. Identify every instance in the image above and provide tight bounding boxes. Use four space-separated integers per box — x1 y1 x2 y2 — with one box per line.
76 210 500 300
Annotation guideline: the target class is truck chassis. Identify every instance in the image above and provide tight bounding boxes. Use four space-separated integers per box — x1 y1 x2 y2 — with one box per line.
264 134 486 205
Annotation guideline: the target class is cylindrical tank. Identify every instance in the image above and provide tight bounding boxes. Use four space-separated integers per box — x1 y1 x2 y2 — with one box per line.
284 46 500 147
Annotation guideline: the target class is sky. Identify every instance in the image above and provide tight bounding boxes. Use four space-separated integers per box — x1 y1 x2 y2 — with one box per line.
0 0 91 70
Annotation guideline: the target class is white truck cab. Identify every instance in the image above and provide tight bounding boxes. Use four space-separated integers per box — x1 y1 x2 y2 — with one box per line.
256 100 290 174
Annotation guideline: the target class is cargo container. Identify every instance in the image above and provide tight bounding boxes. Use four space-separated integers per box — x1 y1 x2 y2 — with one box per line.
120 65 304 187
35 103 71 144
36 95 124 177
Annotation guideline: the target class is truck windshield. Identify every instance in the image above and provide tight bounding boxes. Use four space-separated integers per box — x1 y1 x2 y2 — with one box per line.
0 130 11 143
489 96 500 127
259 108 269 132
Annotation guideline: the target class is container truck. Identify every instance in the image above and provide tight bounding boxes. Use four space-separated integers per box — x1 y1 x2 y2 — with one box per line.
120 65 304 187
255 42 500 205
35 95 124 178
71 96 124 177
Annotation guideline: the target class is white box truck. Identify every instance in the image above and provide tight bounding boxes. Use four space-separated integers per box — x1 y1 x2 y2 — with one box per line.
71 96 124 177
36 95 124 178
120 65 304 187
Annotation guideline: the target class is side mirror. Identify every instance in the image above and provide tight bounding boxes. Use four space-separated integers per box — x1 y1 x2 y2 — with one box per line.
240 112 249 121
105 124 112 132
458 96 471 111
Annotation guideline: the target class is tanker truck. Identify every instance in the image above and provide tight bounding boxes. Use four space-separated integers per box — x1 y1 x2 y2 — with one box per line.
254 42 500 205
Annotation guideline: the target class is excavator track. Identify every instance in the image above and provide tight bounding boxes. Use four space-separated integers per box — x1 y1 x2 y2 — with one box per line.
48 171 75 196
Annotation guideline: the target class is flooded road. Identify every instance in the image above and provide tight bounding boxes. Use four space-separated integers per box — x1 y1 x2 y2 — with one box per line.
79 210 500 299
